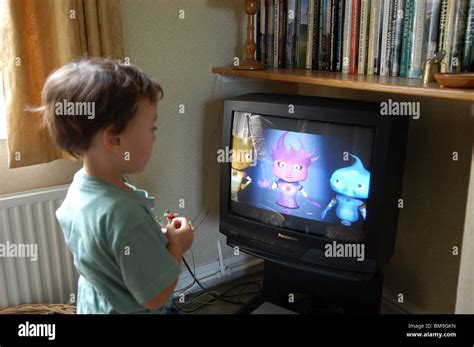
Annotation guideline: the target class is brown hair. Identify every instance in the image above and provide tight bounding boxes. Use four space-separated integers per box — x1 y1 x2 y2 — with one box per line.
38 58 163 157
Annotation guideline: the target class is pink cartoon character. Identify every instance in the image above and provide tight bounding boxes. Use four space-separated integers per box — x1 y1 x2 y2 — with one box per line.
258 131 320 211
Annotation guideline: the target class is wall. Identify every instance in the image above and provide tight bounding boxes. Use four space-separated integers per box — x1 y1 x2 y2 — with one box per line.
120 0 297 265
299 84 473 313
0 140 81 195
456 137 474 314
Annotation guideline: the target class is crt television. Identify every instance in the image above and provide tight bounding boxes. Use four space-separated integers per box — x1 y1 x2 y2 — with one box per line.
219 93 408 280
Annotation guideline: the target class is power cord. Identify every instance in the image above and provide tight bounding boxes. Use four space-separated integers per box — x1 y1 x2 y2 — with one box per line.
173 280 263 314
181 255 205 290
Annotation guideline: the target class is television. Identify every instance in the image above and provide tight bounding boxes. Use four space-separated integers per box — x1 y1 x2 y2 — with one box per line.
219 93 408 281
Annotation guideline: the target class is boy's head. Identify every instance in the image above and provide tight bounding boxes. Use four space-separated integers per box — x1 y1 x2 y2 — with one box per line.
40 57 163 173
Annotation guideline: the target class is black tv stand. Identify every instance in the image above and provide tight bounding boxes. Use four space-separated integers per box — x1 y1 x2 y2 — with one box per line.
257 261 384 314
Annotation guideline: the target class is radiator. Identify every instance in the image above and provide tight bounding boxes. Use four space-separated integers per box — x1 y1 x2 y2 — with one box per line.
0 185 78 307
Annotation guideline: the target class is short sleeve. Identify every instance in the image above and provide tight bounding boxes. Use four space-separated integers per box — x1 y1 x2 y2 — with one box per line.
113 216 181 306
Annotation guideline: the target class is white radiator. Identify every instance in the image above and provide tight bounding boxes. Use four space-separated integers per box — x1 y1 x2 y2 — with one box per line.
0 185 78 307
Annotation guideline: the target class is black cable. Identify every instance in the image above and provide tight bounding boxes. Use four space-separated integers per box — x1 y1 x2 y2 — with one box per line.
173 280 263 313
182 256 205 290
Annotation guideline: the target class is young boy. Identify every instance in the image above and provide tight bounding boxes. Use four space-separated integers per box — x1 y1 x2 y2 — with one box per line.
40 58 194 314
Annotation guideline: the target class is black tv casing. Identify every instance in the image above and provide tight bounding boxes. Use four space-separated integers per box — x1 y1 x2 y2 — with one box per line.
219 93 408 281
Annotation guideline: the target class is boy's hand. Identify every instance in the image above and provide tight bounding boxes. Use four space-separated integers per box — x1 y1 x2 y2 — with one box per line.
164 217 194 254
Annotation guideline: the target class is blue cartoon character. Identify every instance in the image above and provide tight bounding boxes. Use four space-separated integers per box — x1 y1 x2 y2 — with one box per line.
321 154 370 226
258 131 320 212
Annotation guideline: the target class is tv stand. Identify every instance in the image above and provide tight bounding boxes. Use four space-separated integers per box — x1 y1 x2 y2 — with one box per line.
261 261 384 314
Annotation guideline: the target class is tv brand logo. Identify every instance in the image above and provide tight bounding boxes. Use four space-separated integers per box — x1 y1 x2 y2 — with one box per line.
324 241 365 262
277 233 298 241
379 99 420 119
217 146 257 167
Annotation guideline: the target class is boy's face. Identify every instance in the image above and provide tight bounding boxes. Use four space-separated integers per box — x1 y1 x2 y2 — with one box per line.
120 99 158 173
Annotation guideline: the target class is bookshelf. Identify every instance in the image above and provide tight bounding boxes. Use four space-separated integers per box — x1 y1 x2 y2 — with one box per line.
212 67 474 101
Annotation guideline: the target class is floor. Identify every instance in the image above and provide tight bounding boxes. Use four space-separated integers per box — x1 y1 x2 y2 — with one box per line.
174 271 400 314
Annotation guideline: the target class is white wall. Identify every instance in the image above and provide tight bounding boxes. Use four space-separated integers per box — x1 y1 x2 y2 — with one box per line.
121 0 298 265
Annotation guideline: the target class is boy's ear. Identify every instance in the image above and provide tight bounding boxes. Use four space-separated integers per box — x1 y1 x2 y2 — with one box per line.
101 125 123 153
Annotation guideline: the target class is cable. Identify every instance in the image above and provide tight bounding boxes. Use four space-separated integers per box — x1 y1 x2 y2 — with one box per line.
172 280 263 313
182 256 205 290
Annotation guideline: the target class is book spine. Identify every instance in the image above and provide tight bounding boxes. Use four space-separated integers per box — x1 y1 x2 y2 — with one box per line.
449 0 469 72
407 0 426 78
374 0 385 74
261 0 267 64
342 0 353 72
462 0 474 71
386 0 395 74
336 0 345 71
385 0 394 75
380 0 391 76
367 0 378 74
441 0 455 72
326 0 332 70
312 0 321 69
267 0 275 67
274 0 279 67
422 0 441 62
358 0 370 74
323 0 332 70
318 0 326 69
296 0 309 68
400 0 413 77
279 0 285 67
330 0 338 71
307 0 315 69
438 0 448 53
390 0 404 76
349 0 360 73
286 0 297 68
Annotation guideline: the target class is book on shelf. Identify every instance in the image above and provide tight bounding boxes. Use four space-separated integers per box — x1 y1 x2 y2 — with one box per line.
286 0 297 68
449 0 469 72
463 0 474 71
254 0 474 76
406 0 426 78
306 0 315 69
342 0 353 73
422 0 441 63
296 0 309 68
358 0 370 74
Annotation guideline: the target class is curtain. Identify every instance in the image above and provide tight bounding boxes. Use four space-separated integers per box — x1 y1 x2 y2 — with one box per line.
1 0 124 168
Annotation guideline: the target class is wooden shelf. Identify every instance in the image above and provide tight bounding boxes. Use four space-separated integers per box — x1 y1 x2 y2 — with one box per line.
212 67 474 102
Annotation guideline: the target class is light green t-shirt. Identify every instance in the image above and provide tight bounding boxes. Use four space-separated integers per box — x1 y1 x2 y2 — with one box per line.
56 168 181 314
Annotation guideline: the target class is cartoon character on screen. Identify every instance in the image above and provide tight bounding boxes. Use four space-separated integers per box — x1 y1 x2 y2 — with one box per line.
320 154 370 226
230 135 255 202
258 131 320 211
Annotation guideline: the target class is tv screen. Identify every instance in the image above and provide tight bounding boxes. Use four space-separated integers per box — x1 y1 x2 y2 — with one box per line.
229 111 375 242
